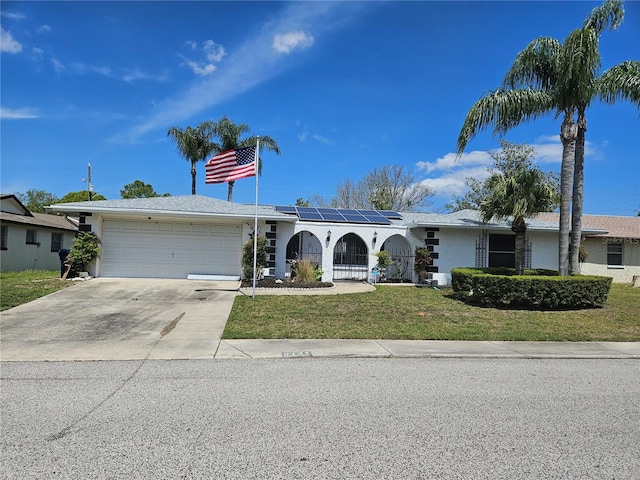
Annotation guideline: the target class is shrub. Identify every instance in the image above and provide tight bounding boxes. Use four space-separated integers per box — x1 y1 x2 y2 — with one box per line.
291 258 322 282
66 232 101 273
241 236 268 280
375 251 392 269
450 267 611 310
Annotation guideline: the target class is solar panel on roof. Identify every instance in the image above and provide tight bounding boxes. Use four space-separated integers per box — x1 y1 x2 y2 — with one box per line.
379 210 403 219
297 210 323 221
321 212 347 222
275 205 297 213
363 215 391 225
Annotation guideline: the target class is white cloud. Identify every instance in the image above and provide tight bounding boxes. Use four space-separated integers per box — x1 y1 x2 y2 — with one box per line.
1 12 26 21
0 107 39 119
202 40 226 62
417 150 492 174
179 40 226 77
1 27 22 53
421 166 492 198
52 58 67 73
312 134 335 145
181 59 216 76
272 31 314 54
37 24 52 34
418 136 598 201
116 2 375 143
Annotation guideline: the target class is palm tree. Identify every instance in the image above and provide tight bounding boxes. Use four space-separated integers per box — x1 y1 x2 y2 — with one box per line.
479 165 559 275
210 116 281 202
167 121 216 195
457 0 637 276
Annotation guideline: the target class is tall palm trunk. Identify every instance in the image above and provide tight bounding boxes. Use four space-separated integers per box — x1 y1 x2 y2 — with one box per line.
570 112 587 275
227 180 235 202
512 217 527 276
190 161 197 195
559 112 577 276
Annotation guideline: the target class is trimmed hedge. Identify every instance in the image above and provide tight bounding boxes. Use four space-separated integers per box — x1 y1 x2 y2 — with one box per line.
451 267 612 310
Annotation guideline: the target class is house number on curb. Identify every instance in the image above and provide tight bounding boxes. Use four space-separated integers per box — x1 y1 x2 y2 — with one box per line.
282 351 312 358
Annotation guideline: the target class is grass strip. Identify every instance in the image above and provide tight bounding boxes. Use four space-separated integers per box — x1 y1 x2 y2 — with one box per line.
224 284 640 341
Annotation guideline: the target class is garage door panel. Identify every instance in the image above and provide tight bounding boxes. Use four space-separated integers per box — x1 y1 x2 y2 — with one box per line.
101 220 242 279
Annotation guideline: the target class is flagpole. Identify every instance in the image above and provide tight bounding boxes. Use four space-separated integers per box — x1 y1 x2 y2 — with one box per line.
252 137 260 299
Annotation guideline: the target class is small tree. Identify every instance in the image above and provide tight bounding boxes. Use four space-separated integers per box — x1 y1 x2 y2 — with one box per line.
414 247 432 282
66 232 101 273
241 236 268 281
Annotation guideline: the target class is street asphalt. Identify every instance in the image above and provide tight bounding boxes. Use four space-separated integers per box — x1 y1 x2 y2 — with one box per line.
0 278 638 362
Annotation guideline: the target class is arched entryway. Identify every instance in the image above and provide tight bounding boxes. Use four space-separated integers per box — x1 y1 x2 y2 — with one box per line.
285 231 322 279
333 233 368 280
380 234 414 282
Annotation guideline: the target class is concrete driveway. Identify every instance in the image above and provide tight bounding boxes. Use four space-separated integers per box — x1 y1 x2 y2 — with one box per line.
0 278 239 361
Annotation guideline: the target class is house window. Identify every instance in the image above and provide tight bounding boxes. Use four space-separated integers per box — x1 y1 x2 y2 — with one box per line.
607 242 623 267
488 234 515 268
1 226 7 250
51 232 63 252
26 229 38 245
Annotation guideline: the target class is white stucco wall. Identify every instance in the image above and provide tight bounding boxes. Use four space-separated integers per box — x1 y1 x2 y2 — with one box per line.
579 237 640 284
0 223 76 272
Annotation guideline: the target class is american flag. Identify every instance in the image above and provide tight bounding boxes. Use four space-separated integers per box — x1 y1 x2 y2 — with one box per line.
205 146 257 184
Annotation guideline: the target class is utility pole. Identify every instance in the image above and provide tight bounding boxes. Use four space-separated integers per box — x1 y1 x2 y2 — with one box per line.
87 163 94 201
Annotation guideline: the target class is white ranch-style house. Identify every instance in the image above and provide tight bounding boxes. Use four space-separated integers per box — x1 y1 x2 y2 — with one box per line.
49 195 638 285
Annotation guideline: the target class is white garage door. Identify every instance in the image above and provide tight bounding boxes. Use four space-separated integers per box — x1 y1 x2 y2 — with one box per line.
100 219 242 278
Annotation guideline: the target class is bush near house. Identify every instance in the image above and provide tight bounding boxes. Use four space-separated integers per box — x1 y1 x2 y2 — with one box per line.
241 236 268 281
451 267 612 310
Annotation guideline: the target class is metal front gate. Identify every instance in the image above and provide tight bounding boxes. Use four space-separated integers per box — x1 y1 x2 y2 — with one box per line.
333 233 368 280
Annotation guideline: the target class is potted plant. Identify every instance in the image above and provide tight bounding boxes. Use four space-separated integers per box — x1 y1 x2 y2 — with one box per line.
414 247 432 284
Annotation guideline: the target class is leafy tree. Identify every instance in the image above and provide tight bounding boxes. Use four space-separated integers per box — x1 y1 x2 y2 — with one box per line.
241 235 268 281
295 198 310 207
120 180 170 199
456 0 638 276
209 115 280 202
479 160 560 275
328 165 433 211
58 190 106 203
15 189 59 213
447 141 559 213
167 121 217 195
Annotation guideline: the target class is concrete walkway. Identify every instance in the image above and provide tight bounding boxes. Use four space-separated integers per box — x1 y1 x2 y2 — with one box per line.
215 339 640 359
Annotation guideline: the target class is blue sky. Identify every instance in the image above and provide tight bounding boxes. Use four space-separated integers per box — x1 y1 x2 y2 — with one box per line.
1 1 639 215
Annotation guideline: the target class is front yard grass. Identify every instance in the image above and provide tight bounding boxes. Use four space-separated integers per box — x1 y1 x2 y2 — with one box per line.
0 270 72 311
224 284 640 341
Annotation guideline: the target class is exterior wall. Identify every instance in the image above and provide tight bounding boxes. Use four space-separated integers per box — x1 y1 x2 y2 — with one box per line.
580 237 640 284
0 223 76 272
276 221 409 282
529 231 558 271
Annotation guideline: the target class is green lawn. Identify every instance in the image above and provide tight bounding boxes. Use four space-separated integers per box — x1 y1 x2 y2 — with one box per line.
224 284 640 341
1 270 73 311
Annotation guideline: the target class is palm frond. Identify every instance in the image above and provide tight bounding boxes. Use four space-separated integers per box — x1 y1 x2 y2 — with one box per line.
456 88 554 154
583 0 624 34
597 61 640 107
504 36 561 90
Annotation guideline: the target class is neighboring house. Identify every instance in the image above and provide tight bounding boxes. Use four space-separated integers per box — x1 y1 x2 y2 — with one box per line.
1 194 78 272
51 195 629 285
537 213 640 284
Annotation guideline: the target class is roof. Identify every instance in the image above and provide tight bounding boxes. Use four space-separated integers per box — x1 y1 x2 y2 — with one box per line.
0 211 78 231
402 209 606 235
536 212 640 239
49 195 296 222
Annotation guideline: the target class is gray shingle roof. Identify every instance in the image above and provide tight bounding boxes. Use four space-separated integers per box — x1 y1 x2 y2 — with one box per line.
49 195 295 221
